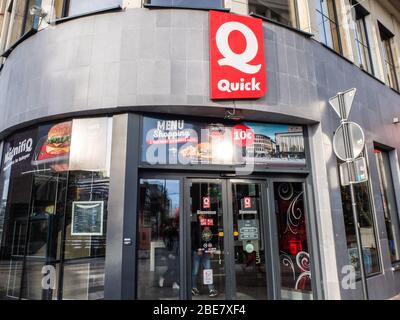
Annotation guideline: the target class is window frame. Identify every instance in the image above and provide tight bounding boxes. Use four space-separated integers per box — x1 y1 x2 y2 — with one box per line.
144 0 225 10
247 0 300 30
315 0 343 54
373 145 400 265
351 1 374 75
378 22 399 91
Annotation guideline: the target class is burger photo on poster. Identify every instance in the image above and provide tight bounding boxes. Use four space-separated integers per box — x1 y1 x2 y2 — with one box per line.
31 121 73 167
44 122 72 156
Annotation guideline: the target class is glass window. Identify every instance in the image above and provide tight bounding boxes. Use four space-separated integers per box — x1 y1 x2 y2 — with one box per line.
379 23 399 91
274 182 312 300
351 1 373 74
68 0 121 16
374 148 400 263
137 179 180 300
0 0 43 52
61 170 109 300
232 182 267 300
0 118 111 300
22 0 41 34
145 0 224 9
52 0 68 19
339 160 381 276
315 0 341 53
248 0 298 28
141 116 306 169
189 181 225 299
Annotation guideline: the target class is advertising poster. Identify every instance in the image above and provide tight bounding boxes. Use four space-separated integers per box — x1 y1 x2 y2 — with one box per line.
31 121 72 172
141 117 306 168
1 120 74 176
2 128 38 177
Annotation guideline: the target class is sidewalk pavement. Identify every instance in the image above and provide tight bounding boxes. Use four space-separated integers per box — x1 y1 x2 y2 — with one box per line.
389 294 400 300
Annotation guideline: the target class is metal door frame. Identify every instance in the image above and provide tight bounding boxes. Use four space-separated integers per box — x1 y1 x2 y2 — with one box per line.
226 179 270 300
184 177 271 300
184 178 231 299
136 172 315 300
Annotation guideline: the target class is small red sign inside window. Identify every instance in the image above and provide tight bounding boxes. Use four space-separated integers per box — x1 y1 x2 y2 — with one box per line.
203 196 211 209
200 218 214 226
244 197 252 209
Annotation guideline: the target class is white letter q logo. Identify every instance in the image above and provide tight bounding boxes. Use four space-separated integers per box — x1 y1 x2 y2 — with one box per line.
216 21 261 74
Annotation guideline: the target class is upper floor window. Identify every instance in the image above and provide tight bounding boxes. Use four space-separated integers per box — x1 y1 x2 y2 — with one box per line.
248 0 299 28
351 1 373 74
378 22 399 91
67 0 121 16
0 0 39 52
145 0 224 9
22 0 41 34
315 0 341 53
52 0 121 18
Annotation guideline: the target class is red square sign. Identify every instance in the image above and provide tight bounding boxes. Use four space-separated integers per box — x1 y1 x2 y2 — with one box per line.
203 196 211 209
244 197 252 209
209 11 267 100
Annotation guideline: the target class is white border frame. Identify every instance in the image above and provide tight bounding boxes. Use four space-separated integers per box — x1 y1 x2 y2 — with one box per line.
71 201 104 236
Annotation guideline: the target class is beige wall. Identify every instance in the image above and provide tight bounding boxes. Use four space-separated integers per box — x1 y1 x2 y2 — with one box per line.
123 0 142 8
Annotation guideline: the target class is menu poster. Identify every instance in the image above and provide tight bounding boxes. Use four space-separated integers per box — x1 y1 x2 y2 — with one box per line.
71 201 104 236
141 117 306 168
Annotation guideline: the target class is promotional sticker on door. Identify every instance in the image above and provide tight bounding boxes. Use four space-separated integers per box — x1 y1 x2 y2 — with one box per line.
209 10 267 99
203 196 211 209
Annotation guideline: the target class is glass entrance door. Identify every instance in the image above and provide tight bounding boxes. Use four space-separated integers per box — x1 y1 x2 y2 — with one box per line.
186 179 268 300
188 180 226 300
230 181 267 300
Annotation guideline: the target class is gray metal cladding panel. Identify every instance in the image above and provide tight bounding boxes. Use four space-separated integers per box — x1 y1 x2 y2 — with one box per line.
0 8 398 138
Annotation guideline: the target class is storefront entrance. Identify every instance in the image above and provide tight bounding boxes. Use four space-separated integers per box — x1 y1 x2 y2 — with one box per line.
187 179 267 300
138 175 314 300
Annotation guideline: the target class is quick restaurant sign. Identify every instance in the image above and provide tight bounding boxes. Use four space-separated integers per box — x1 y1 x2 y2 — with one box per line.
209 11 267 100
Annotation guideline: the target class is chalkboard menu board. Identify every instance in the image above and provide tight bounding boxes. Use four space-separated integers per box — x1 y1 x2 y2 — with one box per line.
71 201 104 236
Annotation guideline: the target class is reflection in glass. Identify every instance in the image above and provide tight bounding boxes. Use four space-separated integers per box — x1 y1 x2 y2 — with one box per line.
0 174 32 299
232 183 267 300
375 149 400 263
0 118 111 300
61 171 109 300
146 0 223 9
68 0 122 16
62 260 104 300
379 23 399 91
190 182 224 299
274 182 312 300
340 174 381 276
248 0 298 28
315 0 341 53
138 179 180 300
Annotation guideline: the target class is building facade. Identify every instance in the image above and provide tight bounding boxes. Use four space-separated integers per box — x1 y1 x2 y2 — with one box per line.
0 0 399 300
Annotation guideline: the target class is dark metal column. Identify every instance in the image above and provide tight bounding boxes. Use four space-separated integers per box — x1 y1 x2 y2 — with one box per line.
104 113 140 300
